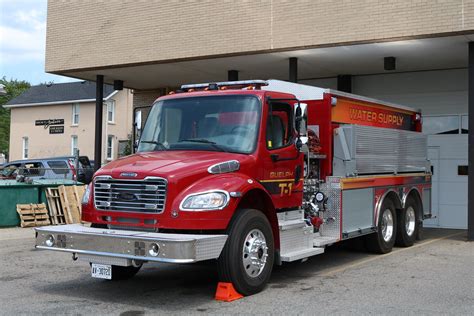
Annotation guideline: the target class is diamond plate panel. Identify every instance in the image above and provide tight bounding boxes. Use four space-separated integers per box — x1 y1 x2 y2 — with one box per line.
319 177 341 240
195 236 228 261
279 225 313 254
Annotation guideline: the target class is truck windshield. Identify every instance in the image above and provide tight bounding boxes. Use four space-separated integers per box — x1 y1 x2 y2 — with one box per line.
138 95 261 154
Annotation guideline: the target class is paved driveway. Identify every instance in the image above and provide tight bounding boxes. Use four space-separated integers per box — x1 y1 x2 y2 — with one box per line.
0 228 472 315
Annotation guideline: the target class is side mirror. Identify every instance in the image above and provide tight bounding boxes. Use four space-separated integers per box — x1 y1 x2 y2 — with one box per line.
295 138 303 150
133 110 143 154
294 103 308 151
295 105 302 118
135 110 142 130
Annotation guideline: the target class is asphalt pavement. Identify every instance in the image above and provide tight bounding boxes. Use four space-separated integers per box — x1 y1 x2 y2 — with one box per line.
0 227 472 315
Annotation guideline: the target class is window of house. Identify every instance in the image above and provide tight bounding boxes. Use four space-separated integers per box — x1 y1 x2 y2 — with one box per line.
72 103 80 125
71 135 78 155
107 135 114 160
107 100 115 123
266 102 292 150
22 137 29 159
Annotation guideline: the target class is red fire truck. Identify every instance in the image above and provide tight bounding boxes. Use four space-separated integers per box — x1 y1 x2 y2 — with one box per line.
35 80 431 297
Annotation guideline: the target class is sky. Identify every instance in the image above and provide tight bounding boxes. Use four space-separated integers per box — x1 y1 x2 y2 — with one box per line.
0 0 77 85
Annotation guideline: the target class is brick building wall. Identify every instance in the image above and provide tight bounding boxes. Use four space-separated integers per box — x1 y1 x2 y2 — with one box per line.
46 0 474 73
133 90 163 109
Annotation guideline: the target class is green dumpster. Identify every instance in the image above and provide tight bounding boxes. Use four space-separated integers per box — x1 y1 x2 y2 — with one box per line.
0 179 82 227
0 181 40 227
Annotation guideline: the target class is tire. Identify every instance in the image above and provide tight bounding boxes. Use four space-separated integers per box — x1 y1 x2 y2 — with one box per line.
366 199 397 254
90 223 141 281
396 196 418 247
416 221 423 241
217 209 274 296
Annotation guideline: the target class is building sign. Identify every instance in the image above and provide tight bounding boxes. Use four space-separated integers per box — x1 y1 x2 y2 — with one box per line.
332 98 415 130
35 119 64 127
49 126 64 134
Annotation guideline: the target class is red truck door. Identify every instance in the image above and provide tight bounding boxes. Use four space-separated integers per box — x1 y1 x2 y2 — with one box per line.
259 100 304 209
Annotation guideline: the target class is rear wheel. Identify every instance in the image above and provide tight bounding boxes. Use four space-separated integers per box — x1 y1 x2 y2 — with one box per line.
366 199 397 254
396 196 419 247
217 209 274 296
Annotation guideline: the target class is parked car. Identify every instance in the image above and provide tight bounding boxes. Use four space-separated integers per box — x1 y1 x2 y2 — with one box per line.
0 156 94 183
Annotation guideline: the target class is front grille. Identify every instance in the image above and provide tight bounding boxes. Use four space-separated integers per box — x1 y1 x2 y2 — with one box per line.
94 176 167 213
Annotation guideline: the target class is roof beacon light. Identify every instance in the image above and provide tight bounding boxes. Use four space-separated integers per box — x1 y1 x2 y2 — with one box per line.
181 80 268 91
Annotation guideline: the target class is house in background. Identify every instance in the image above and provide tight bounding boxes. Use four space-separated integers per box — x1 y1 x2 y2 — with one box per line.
3 81 133 165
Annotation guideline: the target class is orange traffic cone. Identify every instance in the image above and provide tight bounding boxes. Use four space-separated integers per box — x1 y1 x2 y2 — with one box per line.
214 282 244 302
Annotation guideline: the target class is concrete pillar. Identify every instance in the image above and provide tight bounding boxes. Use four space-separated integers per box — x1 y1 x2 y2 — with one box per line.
228 70 239 81
113 80 123 90
468 42 474 240
289 57 298 83
337 75 352 93
94 75 104 171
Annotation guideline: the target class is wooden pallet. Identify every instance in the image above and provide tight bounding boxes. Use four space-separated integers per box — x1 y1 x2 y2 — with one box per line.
46 188 66 225
16 203 51 228
45 185 86 225
58 185 85 224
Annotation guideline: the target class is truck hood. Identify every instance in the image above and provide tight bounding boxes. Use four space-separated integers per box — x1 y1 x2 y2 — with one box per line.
96 151 252 180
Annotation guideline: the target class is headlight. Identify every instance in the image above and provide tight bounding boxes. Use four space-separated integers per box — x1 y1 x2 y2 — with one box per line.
82 183 92 204
45 234 55 247
180 191 229 211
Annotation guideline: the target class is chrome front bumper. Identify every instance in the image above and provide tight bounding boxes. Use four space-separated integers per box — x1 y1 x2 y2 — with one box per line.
35 224 228 263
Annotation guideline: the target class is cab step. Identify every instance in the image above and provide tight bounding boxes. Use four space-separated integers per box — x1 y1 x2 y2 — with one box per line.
278 219 306 231
280 247 324 262
313 236 339 247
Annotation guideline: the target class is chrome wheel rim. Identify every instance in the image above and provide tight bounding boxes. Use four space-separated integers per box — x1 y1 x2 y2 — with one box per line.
242 229 268 278
381 209 394 242
405 206 416 236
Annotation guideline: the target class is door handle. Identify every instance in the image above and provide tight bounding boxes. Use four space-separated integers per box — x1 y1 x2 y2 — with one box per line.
270 152 300 162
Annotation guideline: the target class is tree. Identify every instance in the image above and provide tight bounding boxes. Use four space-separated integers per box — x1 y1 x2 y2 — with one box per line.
0 77 31 157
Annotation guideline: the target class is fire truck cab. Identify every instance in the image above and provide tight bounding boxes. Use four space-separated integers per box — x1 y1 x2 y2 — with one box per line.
35 80 431 296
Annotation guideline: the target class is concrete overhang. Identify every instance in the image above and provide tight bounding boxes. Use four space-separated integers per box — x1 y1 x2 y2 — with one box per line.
56 34 474 90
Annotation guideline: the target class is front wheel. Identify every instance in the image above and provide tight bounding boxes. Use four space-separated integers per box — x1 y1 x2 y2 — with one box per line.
366 199 397 254
217 209 274 296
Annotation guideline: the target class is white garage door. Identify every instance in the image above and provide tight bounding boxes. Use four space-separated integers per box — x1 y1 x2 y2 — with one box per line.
425 134 468 229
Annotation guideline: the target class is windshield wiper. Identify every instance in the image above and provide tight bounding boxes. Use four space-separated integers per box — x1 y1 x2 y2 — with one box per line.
179 139 228 152
140 140 167 150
